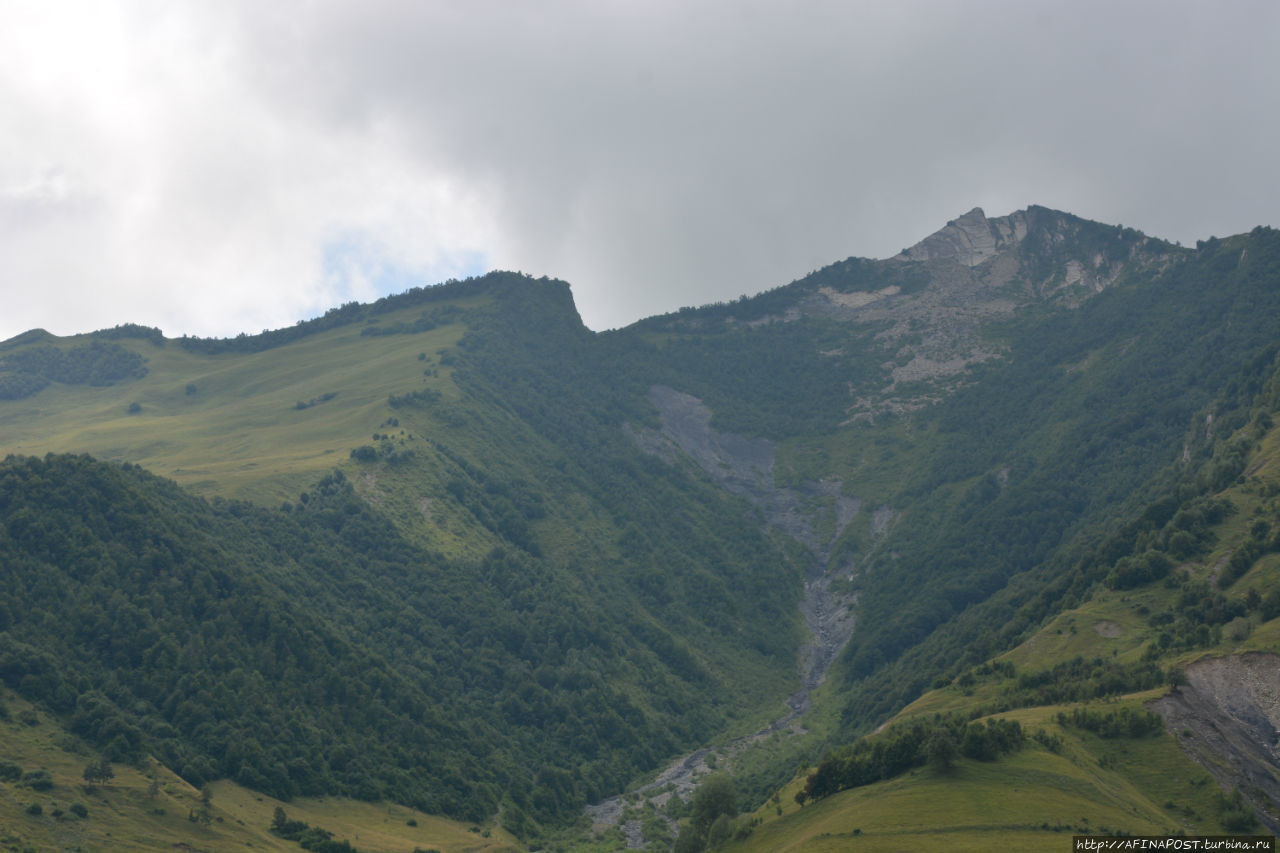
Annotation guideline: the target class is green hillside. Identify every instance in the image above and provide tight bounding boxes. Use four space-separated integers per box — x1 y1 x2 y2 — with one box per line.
719 403 1280 850
0 284 484 508
0 275 813 848
0 686 523 853
712 257 1280 849
2 210 1279 851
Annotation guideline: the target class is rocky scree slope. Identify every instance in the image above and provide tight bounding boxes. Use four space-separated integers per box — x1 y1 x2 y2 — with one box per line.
1151 653 1280 833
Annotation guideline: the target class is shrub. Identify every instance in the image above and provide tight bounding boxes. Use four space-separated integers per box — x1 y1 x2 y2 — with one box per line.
22 770 53 791
1216 787 1258 832
349 445 378 462
1056 707 1164 738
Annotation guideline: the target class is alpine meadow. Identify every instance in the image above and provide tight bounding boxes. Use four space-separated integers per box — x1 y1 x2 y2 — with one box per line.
3 205 1280 852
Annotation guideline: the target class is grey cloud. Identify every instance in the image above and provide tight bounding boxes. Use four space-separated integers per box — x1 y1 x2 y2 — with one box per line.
2 0 1278 338
232 0 1280 328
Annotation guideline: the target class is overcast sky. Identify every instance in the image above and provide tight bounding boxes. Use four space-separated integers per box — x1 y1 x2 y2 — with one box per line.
2 1 1278 341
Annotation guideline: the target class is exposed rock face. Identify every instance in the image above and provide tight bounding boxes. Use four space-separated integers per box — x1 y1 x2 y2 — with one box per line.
897 207 1029 267
1149 653 1280 833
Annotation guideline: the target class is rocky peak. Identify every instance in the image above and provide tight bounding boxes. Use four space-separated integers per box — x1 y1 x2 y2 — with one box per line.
896 206 1030 267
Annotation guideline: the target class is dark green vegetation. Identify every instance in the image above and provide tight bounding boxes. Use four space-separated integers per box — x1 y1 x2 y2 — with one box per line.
272 806 362 853
0 278 811 845
3 208 1280 849
673 774 741 853
800 714 1026 803
0 340 147 399
0 448 798 833
826 229 1280 732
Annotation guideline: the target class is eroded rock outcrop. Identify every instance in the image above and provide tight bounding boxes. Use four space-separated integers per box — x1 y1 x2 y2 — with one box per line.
1149 652 1280 833
897 206 1029 267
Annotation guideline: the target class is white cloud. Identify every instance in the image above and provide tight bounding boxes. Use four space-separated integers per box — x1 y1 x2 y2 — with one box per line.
0 0 496 338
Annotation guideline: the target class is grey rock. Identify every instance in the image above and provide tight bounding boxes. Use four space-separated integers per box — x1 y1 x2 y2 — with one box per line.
1149 652 1280 833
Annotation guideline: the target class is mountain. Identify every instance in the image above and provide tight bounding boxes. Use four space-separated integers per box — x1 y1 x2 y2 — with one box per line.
1 207 1278 851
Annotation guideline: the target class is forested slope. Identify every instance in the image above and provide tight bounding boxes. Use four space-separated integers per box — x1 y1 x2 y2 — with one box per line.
825 226 1280 736
0 450 805 835
613 218 1280 743
722 348 1280 850
0 275 812 842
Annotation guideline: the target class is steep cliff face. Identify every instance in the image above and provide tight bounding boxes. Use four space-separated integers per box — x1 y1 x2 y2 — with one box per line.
1150 653 1280 833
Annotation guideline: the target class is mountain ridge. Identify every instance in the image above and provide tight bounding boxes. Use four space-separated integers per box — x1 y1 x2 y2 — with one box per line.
2 206 1279 851
897 205 1029 267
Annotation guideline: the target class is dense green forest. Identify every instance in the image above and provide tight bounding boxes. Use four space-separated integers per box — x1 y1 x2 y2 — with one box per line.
0 450 799 837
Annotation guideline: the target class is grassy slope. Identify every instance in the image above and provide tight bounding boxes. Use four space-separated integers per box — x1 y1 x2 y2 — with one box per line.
725 680 1239 849
729 725 1210 853
0 300 474 507
0 690 520 853
0 320 517 849
0 295 596 564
